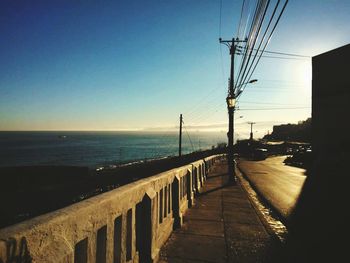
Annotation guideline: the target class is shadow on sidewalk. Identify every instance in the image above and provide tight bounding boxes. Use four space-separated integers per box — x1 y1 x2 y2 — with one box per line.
198 185 228 196
206 172 227 179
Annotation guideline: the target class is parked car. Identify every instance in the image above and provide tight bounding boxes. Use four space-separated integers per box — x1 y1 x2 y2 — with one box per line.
252 148 268 160
284 147 312 169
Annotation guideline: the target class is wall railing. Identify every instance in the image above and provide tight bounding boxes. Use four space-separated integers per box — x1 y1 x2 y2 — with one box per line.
0 154 225 263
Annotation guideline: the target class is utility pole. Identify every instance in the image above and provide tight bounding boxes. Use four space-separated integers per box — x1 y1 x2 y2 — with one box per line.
179 114 183 157
227 39 235 184
220 37 247 184
248 122 256 140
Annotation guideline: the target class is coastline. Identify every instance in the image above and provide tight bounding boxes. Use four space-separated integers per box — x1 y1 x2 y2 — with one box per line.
0 147 226 229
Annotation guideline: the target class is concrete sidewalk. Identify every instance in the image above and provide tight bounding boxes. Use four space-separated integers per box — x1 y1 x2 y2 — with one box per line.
159 159 280 263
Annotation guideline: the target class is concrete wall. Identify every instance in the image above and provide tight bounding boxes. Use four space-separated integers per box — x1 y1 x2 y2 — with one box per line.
312 43 350 157
0 154 224 263
282 44 350 263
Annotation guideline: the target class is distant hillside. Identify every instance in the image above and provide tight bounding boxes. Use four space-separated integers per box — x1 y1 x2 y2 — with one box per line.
263 118 311 142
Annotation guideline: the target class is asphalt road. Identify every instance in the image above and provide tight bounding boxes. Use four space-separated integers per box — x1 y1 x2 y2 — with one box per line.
237 156 306 221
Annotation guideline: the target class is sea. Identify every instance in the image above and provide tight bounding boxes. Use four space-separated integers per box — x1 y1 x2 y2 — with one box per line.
0 131 227 168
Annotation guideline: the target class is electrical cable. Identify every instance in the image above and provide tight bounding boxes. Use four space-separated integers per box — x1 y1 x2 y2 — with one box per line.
236 0 280 91
235 0 260 84
237 106 310 111
187 102 226 125
185 93 225 122
237 0 290 100
239 100 309 106
236 0 271 90
236 0 251 71
237 0 247 38
255 54 308 60
246 48 310 58
183 123 195 152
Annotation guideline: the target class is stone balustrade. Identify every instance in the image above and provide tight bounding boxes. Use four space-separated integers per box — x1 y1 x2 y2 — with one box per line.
0 154 225 263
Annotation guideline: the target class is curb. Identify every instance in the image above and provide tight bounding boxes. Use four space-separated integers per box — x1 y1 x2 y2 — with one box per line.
235 165 283 245
236 162 290 229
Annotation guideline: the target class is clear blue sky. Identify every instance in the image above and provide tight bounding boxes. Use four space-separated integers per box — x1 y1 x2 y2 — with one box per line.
1 0 349 138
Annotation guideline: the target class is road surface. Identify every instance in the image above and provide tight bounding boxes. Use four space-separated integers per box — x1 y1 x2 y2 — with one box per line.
237 156 306 221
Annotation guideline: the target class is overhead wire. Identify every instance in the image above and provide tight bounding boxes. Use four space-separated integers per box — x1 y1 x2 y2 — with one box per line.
237 0 290 100
243 84 307 89
235 0 271 91
183 89 222 117
237 0 248 40
239 100 309 106
182 120 195 152
255 54 308 60
184 92 225 123
241 0 253 40
189 0 292 130
235 0 262 88
236 0 280 91
258 78 305 83
187 101 226 125
248 48 310 58
237 106 310 111
235 0 251 72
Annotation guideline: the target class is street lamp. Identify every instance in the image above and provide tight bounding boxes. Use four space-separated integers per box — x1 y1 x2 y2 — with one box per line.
236 79 258 97
226 95 236 108
227 78 258 185
220 36 258 185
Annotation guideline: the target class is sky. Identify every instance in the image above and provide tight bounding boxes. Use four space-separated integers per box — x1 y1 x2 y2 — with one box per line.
1 0 350 139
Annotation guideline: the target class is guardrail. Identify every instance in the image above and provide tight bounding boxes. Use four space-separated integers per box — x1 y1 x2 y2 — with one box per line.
0 154 225 263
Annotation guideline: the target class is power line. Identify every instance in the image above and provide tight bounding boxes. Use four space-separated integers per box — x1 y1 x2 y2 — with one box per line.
237 106 310 111
258 78 305 83
182 86 225 118
238 54 308 60
236 0 284 90
238 47 310 58
188 102 226 126
185 94 225 122
235 0 250 72
183 124 195 152
245 85 308 89
235 0 272 89
237 0 247 38
257 49 310 58
237 0 290 99
236 0 275 83
240 0 252 39
239 100 309 106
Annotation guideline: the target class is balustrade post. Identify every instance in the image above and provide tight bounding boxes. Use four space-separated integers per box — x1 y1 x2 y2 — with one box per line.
171 176 182 229
186 169 194 208
138 189 158 263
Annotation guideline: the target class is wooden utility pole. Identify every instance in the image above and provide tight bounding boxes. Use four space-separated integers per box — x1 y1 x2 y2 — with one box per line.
228 39 236 184
220 37 247 184
248 122 256 140
179 114 183 157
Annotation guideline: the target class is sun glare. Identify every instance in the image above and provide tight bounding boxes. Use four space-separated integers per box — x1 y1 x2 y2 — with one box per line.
302 62 312 86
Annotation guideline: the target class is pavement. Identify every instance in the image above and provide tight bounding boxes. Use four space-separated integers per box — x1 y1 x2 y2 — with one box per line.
159 159 281 263
237 156 306 221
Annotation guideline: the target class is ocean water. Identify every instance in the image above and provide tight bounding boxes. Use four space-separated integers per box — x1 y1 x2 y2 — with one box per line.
0 131 227 168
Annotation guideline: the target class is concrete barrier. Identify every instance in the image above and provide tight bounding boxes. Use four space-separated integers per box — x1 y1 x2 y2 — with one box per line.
0 154 224 263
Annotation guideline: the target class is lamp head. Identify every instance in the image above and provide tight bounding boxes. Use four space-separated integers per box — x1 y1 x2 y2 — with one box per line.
226 95 236 108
